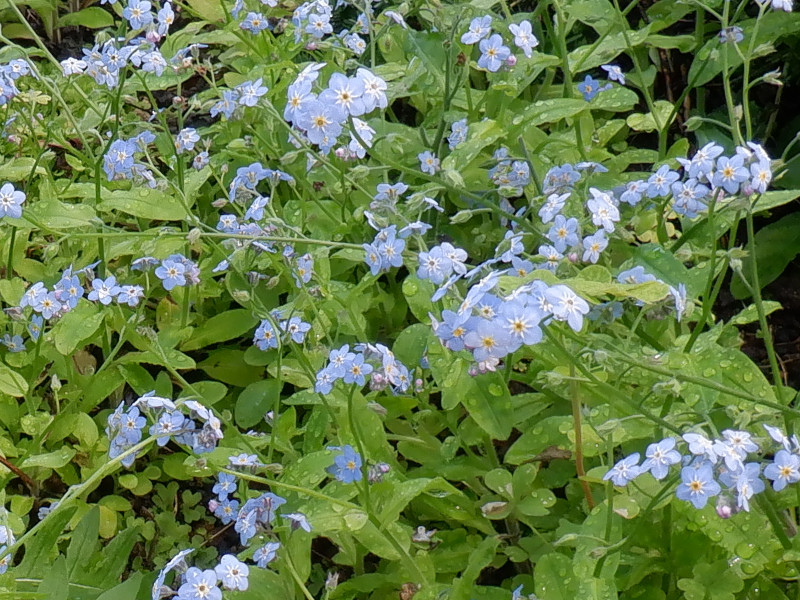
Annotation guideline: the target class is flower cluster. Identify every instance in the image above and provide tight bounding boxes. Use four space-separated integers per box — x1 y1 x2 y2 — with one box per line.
134 253 201 291
0 59 32 106
151 549 251 600
253 312 312 351
315 342 411 395
363 225 405 275
489 148 532 196
103 132 158 186
460 16 540 72
284 65 387 155
605 425 800 515
107 393 224 468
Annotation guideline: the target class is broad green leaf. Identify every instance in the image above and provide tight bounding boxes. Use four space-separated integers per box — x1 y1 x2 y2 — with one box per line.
37 555 68 600
730 301 781 325
731 212 800 299
24 200 97 230
57 6 114 27
512 98 586 128
180 309 259 351
235 379 282 429
18 506 77 577
66 507 100 581
626 100 675 132
442 119 504 170
95 573 145 600
535 552 579 600
753 190 800 214
20 446 76 469
99 188 189 221
0 363 28 397
52 301 105 355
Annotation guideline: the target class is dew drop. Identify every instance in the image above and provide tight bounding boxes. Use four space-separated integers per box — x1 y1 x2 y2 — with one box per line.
741 561 757 575
707 528 723 542
405 283 418 295
488 383 503 397
703 368 716 377
735 542 755 558
743 372 754 382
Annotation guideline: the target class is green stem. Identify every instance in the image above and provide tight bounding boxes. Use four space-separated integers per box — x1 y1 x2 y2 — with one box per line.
746 207 785 402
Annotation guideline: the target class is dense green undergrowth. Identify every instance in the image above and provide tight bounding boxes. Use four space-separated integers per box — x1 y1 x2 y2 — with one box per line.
0 0 800 597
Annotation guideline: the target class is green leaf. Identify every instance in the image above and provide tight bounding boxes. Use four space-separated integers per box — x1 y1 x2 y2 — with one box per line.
731 212 800 299
24 199 97 230
449 536 500 600
730 301 781 325
20 446 76 469
0 363 28 397
512 98 586 128
688 13 800 88
57 6 114 28
18 506 77 577
180 309 259 351
753 190 800 214
235 379 282 429
442 119 504 170
96 573 145 600
99 188 189 221
37 555 68 600
392 323 430 369
66 506 100 581
626 100 675 132
535 552 579 600
52 301 105 355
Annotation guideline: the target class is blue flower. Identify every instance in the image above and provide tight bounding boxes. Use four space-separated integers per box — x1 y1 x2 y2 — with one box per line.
461 15 492 44
603 453 642 486
328 445 363 483
582 230 608 264
546 215 580 252
577 75 610 101
508 20 538 58
283 512 312 532
719 462 765 511
545 285 590 332
27 315 43 341
240 11 269 33
215 555 249 591
676 462 721 509
418 150 440 175
477 34 511 72
149 411 185 447
641 437 682 480
212 472 237 500
2 334 25 353
175 128 200 153
713 155 750 195
601 64 626 84
177 567 221 600
296 100 343 146
253 319 279 351
253 542 280 568
342 353 373 386
718 26 744 43
155 259 186 291
88 276 121 305
0 182 25 219
123 0 153 30
646 165 680 198
236 78 268 107
448 118 468 149
213 498 239 524
764 450 800 491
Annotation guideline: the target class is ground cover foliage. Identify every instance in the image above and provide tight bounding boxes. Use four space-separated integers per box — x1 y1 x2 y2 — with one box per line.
0 0 799 596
